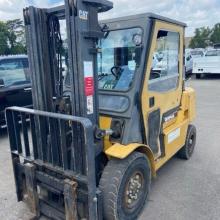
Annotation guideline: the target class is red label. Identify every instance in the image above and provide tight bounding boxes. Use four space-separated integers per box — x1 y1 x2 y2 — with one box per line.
84 77 94 96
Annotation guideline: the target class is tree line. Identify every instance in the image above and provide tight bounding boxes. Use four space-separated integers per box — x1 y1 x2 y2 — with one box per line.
0 19 26 56
1 18 220 54
190 23 220 48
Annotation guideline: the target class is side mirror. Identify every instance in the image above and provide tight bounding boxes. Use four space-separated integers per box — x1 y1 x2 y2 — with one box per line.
132 34 142 46
0 79 4 88
186 56 191 62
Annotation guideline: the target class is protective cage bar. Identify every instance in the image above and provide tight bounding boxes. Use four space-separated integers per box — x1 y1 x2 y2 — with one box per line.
6 106 98 219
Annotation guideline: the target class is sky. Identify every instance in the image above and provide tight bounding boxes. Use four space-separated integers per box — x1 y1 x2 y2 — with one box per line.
0 0 219 37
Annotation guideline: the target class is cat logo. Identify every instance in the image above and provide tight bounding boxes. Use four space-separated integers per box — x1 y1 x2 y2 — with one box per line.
164 112 177 122
79 10 88 20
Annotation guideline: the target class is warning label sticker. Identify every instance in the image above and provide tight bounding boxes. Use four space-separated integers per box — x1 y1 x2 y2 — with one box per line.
84 77 94 96
168 128 180 144
84 61 94 96
87 95 94 115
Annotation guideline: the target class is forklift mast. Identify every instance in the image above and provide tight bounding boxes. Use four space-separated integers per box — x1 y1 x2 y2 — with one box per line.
24 0 112 125
22 0 113 172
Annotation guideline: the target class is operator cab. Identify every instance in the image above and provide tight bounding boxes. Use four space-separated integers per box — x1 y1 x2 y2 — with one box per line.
98 14 185 112
97 13 186 148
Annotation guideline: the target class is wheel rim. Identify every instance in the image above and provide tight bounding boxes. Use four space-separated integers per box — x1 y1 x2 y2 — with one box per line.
188 133 195 156
124 171 144 209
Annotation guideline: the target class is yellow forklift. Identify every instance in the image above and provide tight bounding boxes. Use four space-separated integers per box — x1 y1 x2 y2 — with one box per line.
6 0 196 219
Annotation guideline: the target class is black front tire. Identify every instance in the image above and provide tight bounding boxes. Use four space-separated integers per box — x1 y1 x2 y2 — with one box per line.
99 152 151 220
177 124 196 160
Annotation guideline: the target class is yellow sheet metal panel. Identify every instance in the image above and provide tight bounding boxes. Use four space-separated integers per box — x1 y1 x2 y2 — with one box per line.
99 116 112 129
155 90 194 171
105 143 141 159
105 143 156 177
188 88 196 122
99 116 113 150
181 91 189 111
163 117 177 129
181 87 196 121
155 120 188 170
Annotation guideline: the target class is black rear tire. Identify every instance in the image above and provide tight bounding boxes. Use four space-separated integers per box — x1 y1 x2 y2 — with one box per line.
99 152 151 220
177 124 196 160
196 74 201 79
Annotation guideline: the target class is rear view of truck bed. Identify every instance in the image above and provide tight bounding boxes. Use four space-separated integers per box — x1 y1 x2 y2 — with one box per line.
193 49 220 78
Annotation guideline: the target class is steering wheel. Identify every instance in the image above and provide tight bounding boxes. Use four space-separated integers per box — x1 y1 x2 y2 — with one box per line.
111 66 123 80
150 71 161 80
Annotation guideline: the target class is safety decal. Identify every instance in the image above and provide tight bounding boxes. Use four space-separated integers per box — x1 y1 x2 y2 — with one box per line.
84 61 94 96
87 95 94 115
168 128 180 144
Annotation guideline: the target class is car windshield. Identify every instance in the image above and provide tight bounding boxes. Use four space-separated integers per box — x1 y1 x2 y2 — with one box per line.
98 28 142 91
205 50 220 56
0 58 30 87
191 51 203 56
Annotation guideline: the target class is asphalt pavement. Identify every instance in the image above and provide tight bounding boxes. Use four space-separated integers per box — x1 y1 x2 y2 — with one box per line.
0 76 220 220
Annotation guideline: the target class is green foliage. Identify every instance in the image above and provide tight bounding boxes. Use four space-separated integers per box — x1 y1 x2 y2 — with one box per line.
189 23 220 49
210 23 220 44
0 21 9 55
0 19 26 55
189 27 212 49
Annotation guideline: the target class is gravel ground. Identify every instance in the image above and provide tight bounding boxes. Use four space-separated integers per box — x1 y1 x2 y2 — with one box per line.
0 76 220 220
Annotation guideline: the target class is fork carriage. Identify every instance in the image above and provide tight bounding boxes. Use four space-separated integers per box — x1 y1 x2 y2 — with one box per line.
6 107 101 219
